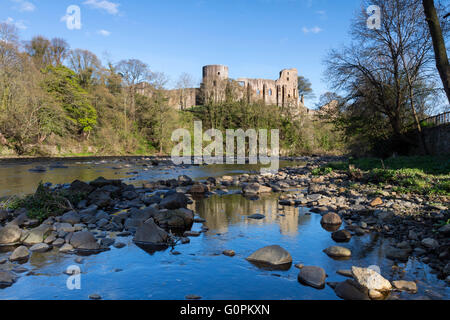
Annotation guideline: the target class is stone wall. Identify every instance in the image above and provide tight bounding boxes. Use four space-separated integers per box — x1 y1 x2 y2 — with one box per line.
421 123 450 155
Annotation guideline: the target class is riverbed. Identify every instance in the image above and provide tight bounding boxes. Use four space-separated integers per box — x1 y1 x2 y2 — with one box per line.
0 158 448 300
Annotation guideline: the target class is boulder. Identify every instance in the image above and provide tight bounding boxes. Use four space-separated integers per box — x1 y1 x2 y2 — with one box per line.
332 230 352 242
386 247 411 262
392 280 417 293
10 246 30 262
30 243 51 253
23 224 52 245
351 266 392 292
0 225 22 245
321 213 342 226
188 183 208 194
61 211 81 225
421 238 439 249
248 214 265 220
438 224 450 236
69 180 94 194
370 198 383 207
246 245 292 267
298 266 327 289
242 183 272 195
59 243 74 253
0 210 8 223
89 177 122 188
0 271 17 288
70 231 100 251
178 175 193 186
134 218 169 245
159 193 189 210
153 208 194 230
323 246 352 258
88 190 111 208
334 280 370 300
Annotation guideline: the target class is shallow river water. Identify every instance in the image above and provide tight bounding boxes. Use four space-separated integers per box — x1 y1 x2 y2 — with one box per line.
0 158 448 300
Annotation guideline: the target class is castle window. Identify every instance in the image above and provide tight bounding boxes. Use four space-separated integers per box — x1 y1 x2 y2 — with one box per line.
268 89 273 96
287 77 290 81
218 72 221 76
257 90 261 95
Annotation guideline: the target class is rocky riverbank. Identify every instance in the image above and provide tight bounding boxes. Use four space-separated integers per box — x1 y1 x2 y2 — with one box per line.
0 157 448 299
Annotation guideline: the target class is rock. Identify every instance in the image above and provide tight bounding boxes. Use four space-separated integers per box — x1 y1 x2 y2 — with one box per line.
30 243 50 253
153 208 194 230
0 225 22 245
0 210 8 223
0 271 17 288
113 242 126 249
421 238 439 249
53 238 65 247
188 183 208 194
323 246 352 258
23 224 52 245
10 246 30 262
332 230 352 242
243 183 273 195
134 218 169 245
223 250 236 257
351 266 392 292
185 294 202 300
70 231 100 251
370 198 383 207
61 211 81 225
334 280 370 300
368 289 385 300
178 175 193 186
295 263 304 269
59 244 74 253
55 223 75 233
183 231 201 237
386 247 411 262
298 266 327 289
246 245 292 267
337 270 353 278
321 213 342 225
69 180 94 194
438 224 450 236
88 190 111 208
392 280 417 293
159 193 189 210
248 214 265 220
89 294 102 300
100 238 115 247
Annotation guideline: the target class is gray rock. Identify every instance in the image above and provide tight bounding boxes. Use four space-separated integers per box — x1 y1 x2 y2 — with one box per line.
421 238 439 249
134 218 169 245
0 210 8 223
0 271 17 288
89 294 102 300
248 214 265 220
100 238 115 247
159 193 189 210
332 230 352 242
10 246 30 262
438 224 450 236
386 247 411 262
61 211 81 225
351 266 392 292
70 231 100 251
246 245 292 267
113 242 126 249
242 183 272 195
23 224 52 245
334 280 370 300
298 266 327 289
30 243 50 253
0 225 22 245
55 223 75 233
53 238 65 247
59 243 74 253
153 208 194 229
323 246 352 258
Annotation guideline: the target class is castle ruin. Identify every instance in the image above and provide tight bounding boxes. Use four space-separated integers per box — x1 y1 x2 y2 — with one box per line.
138 65 306 111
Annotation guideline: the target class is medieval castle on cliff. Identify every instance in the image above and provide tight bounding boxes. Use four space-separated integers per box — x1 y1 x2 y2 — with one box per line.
137 65 307 111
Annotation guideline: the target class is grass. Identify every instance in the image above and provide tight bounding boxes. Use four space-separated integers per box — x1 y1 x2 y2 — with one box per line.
321 155 450 196
1 182 88 222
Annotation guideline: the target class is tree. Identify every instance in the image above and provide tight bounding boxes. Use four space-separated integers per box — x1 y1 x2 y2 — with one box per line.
325 0 439 154
25 36 52 69
49 38 70 66
422 0 450 103
297 76 315 100
176 72 195 110
68 49 101 89
116 59 150 124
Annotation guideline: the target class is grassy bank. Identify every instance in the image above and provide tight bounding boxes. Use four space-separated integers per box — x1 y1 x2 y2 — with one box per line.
315 155 450 196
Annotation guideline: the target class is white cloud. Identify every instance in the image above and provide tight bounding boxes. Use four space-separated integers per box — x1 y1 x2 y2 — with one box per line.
83 0 120 15
302 26 323 34
3 17 27 30
11 0 35 12
97 29 111 36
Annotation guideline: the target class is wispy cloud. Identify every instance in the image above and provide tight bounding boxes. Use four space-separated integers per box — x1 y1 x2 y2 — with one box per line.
11 0 35 12
3 17 27 30
302 26 323 34
97 29 111 36
83 0 120 15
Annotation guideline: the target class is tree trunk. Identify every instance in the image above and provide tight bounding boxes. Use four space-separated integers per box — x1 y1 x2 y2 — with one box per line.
423 0 450 104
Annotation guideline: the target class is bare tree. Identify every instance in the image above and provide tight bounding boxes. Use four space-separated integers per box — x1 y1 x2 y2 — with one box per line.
49 38 70 66
68 49 101 88
116 59 150 123
176 72 195 110
25 35 51 69
423 0 450 103
325 0 438 153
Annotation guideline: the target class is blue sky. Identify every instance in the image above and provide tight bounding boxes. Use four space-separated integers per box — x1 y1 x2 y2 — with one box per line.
0 0 362 108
